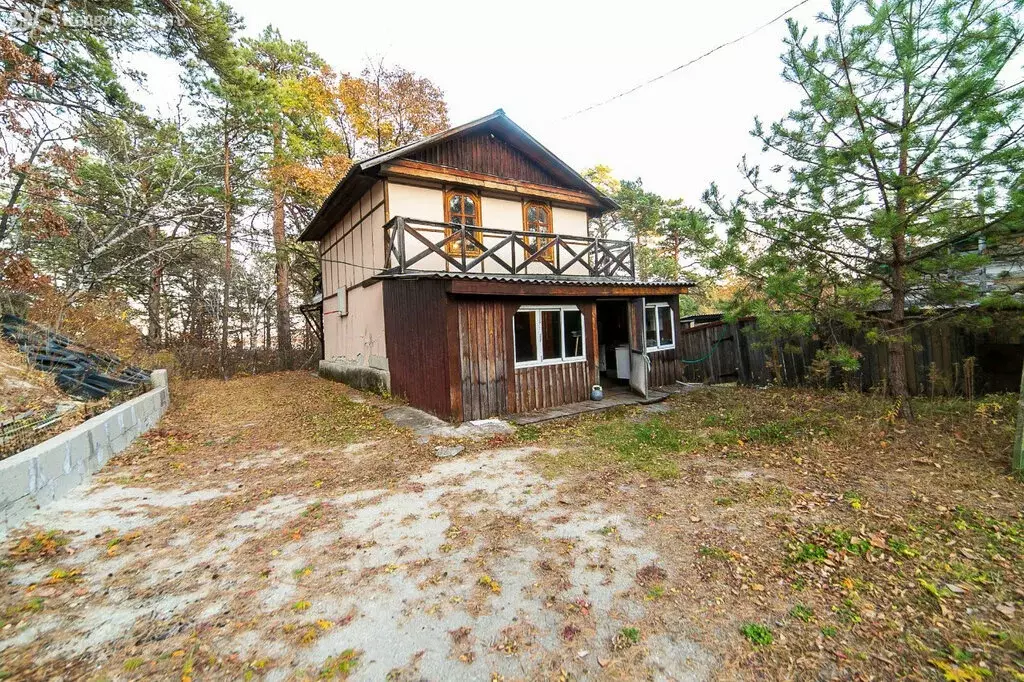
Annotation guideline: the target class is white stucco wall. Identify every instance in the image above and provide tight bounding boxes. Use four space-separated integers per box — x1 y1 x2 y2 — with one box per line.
322 281 387 370
386 181 593 276
552 206 589 237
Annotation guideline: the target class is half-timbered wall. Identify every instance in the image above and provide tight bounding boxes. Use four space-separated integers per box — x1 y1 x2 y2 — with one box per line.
320 180 386 293
319 181 387 366
386 181 592 277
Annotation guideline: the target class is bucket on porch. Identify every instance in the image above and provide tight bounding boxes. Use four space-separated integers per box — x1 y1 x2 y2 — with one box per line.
590 385 604 401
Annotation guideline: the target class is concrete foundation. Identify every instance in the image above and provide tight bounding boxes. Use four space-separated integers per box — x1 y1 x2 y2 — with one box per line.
318 359 390 395
0 370 170 533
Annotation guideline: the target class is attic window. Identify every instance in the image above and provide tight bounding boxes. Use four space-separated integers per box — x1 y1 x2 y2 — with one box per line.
444 189 483 257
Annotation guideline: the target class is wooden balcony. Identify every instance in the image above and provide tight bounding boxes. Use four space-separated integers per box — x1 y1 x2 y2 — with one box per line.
382 216 635 280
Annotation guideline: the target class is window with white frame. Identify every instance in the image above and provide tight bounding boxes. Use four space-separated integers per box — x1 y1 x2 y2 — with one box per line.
645 302 675 351
513 305 585 367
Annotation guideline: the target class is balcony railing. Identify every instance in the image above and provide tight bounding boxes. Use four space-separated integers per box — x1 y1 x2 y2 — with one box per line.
383 216 635 280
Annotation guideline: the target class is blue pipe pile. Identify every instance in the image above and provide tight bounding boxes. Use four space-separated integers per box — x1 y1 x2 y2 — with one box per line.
1 314 151 400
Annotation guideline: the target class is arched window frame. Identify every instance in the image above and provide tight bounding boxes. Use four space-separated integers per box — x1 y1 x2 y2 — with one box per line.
444 187 483 257
522 201 554 263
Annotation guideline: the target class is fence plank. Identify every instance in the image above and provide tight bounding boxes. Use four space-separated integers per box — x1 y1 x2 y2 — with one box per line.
677 316 1021 397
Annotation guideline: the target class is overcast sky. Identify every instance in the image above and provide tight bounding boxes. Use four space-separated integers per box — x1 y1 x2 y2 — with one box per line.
141 0 824 205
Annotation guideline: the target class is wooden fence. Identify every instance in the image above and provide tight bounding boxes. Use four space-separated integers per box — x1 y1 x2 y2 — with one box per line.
168 346 321 379
678 316 1024 396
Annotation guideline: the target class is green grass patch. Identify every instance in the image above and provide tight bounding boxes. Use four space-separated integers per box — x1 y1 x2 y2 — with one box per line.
319 649 361 678
744 421 793 443
645 585 665 600
789 542 828 564
740 622 773 646
618 626 641 645
701 411 740 428
698 545 732 561
590 418 688 478
515 425 542 442
887 537 917 557
790 604 814 622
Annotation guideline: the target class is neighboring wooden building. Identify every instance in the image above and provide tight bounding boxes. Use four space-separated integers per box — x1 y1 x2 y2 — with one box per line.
299 110 691 421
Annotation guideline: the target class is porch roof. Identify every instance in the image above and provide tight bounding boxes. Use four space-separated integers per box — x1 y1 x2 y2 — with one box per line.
375 272 693 297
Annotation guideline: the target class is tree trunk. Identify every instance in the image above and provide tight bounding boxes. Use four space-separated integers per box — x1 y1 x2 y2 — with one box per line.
1012 361 1023 477
147 223 162 348
271 122 293 370
886 270 914 420
147 264 162 347
888 69 914 421
0 132 48 243
220 118 233 380
142 169 162 348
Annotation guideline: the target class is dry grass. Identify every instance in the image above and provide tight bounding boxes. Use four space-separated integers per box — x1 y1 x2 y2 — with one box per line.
522 386 1024 680
0 341 66 419
0 372 435 681
1 374 1019 681
114 372 428 493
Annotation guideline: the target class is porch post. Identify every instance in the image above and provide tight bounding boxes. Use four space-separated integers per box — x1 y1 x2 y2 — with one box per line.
395 217 407 274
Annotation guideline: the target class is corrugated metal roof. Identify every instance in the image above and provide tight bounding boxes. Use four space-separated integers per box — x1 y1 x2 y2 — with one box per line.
376 272 696 288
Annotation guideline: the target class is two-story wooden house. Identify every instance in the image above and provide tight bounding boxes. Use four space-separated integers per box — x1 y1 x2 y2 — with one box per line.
299 110 692 422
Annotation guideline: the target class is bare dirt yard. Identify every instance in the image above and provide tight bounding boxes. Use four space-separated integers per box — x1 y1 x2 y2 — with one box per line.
1 372 1021 681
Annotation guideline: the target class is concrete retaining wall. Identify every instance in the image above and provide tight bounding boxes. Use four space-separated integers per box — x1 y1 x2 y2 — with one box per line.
319 359 390 395
0 370 170 533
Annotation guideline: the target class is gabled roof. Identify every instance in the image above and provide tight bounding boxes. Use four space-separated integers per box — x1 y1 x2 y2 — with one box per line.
298 109 619 242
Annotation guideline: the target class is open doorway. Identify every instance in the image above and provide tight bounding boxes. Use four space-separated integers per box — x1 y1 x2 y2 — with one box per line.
596 300 630 390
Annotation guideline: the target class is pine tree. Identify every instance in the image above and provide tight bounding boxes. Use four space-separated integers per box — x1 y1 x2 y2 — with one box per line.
704 0 1024 419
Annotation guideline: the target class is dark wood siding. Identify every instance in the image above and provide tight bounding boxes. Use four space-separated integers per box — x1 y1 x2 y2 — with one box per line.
382 279 453 419
508 300 597 413
457 299 510 421
384 288 622 421
408 131 571 189
512 362 591 412
453 297 599 418
648 296 682 387
679 313 1023 396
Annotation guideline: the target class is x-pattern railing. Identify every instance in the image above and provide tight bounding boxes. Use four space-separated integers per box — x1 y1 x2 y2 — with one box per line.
383 216 635 279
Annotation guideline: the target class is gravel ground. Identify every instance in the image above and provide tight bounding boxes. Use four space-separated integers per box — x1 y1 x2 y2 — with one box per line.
0 374 712 681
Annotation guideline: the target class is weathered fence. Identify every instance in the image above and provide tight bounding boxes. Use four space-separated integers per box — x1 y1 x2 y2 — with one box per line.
678 316 1023 396
167 346 321 379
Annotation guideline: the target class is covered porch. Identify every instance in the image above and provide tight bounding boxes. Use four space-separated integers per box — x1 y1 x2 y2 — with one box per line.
509 382 700 425
381 274 693 423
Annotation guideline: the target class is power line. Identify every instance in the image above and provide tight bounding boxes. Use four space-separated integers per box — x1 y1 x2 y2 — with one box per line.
319 256 386 271
563 0 814 119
